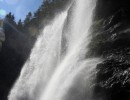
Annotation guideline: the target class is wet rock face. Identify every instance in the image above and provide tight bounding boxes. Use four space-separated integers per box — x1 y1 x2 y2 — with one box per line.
94 57 130 100
91 0 130 100
89 8 130 57
94 0 130 20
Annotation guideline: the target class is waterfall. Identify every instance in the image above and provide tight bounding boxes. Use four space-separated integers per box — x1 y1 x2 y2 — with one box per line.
8 0 100 100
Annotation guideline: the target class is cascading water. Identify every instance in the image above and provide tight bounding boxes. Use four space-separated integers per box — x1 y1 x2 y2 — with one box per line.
8 0 100 100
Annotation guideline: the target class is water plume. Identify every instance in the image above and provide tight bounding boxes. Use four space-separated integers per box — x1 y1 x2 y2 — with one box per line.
8 0 100 100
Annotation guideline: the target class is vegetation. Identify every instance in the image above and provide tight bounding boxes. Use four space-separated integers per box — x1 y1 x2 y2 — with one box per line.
4 0 69 37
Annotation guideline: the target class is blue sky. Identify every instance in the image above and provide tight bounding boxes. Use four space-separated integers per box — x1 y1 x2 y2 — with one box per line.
0 0 43 21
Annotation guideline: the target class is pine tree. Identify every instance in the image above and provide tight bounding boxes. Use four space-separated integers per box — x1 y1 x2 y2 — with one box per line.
17 19 23 31
24 12 32 26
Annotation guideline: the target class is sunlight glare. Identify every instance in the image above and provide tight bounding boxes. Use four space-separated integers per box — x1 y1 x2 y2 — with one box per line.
0 9 6 16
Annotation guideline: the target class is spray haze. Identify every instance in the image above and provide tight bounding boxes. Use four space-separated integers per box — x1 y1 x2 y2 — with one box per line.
8 0 100 100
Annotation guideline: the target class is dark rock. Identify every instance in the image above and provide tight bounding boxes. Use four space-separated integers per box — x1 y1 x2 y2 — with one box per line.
91 1 130 100
93 58 130 100
94 0 130 20
89 7 130 57
0 45 25 100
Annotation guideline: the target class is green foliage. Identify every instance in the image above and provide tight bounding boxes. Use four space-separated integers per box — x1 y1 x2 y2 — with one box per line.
24 12 32 25
3 0 69 38
5 12 16 26
17 19 23 30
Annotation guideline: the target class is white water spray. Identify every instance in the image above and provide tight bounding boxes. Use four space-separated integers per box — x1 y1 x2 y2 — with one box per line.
8 0 100 100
